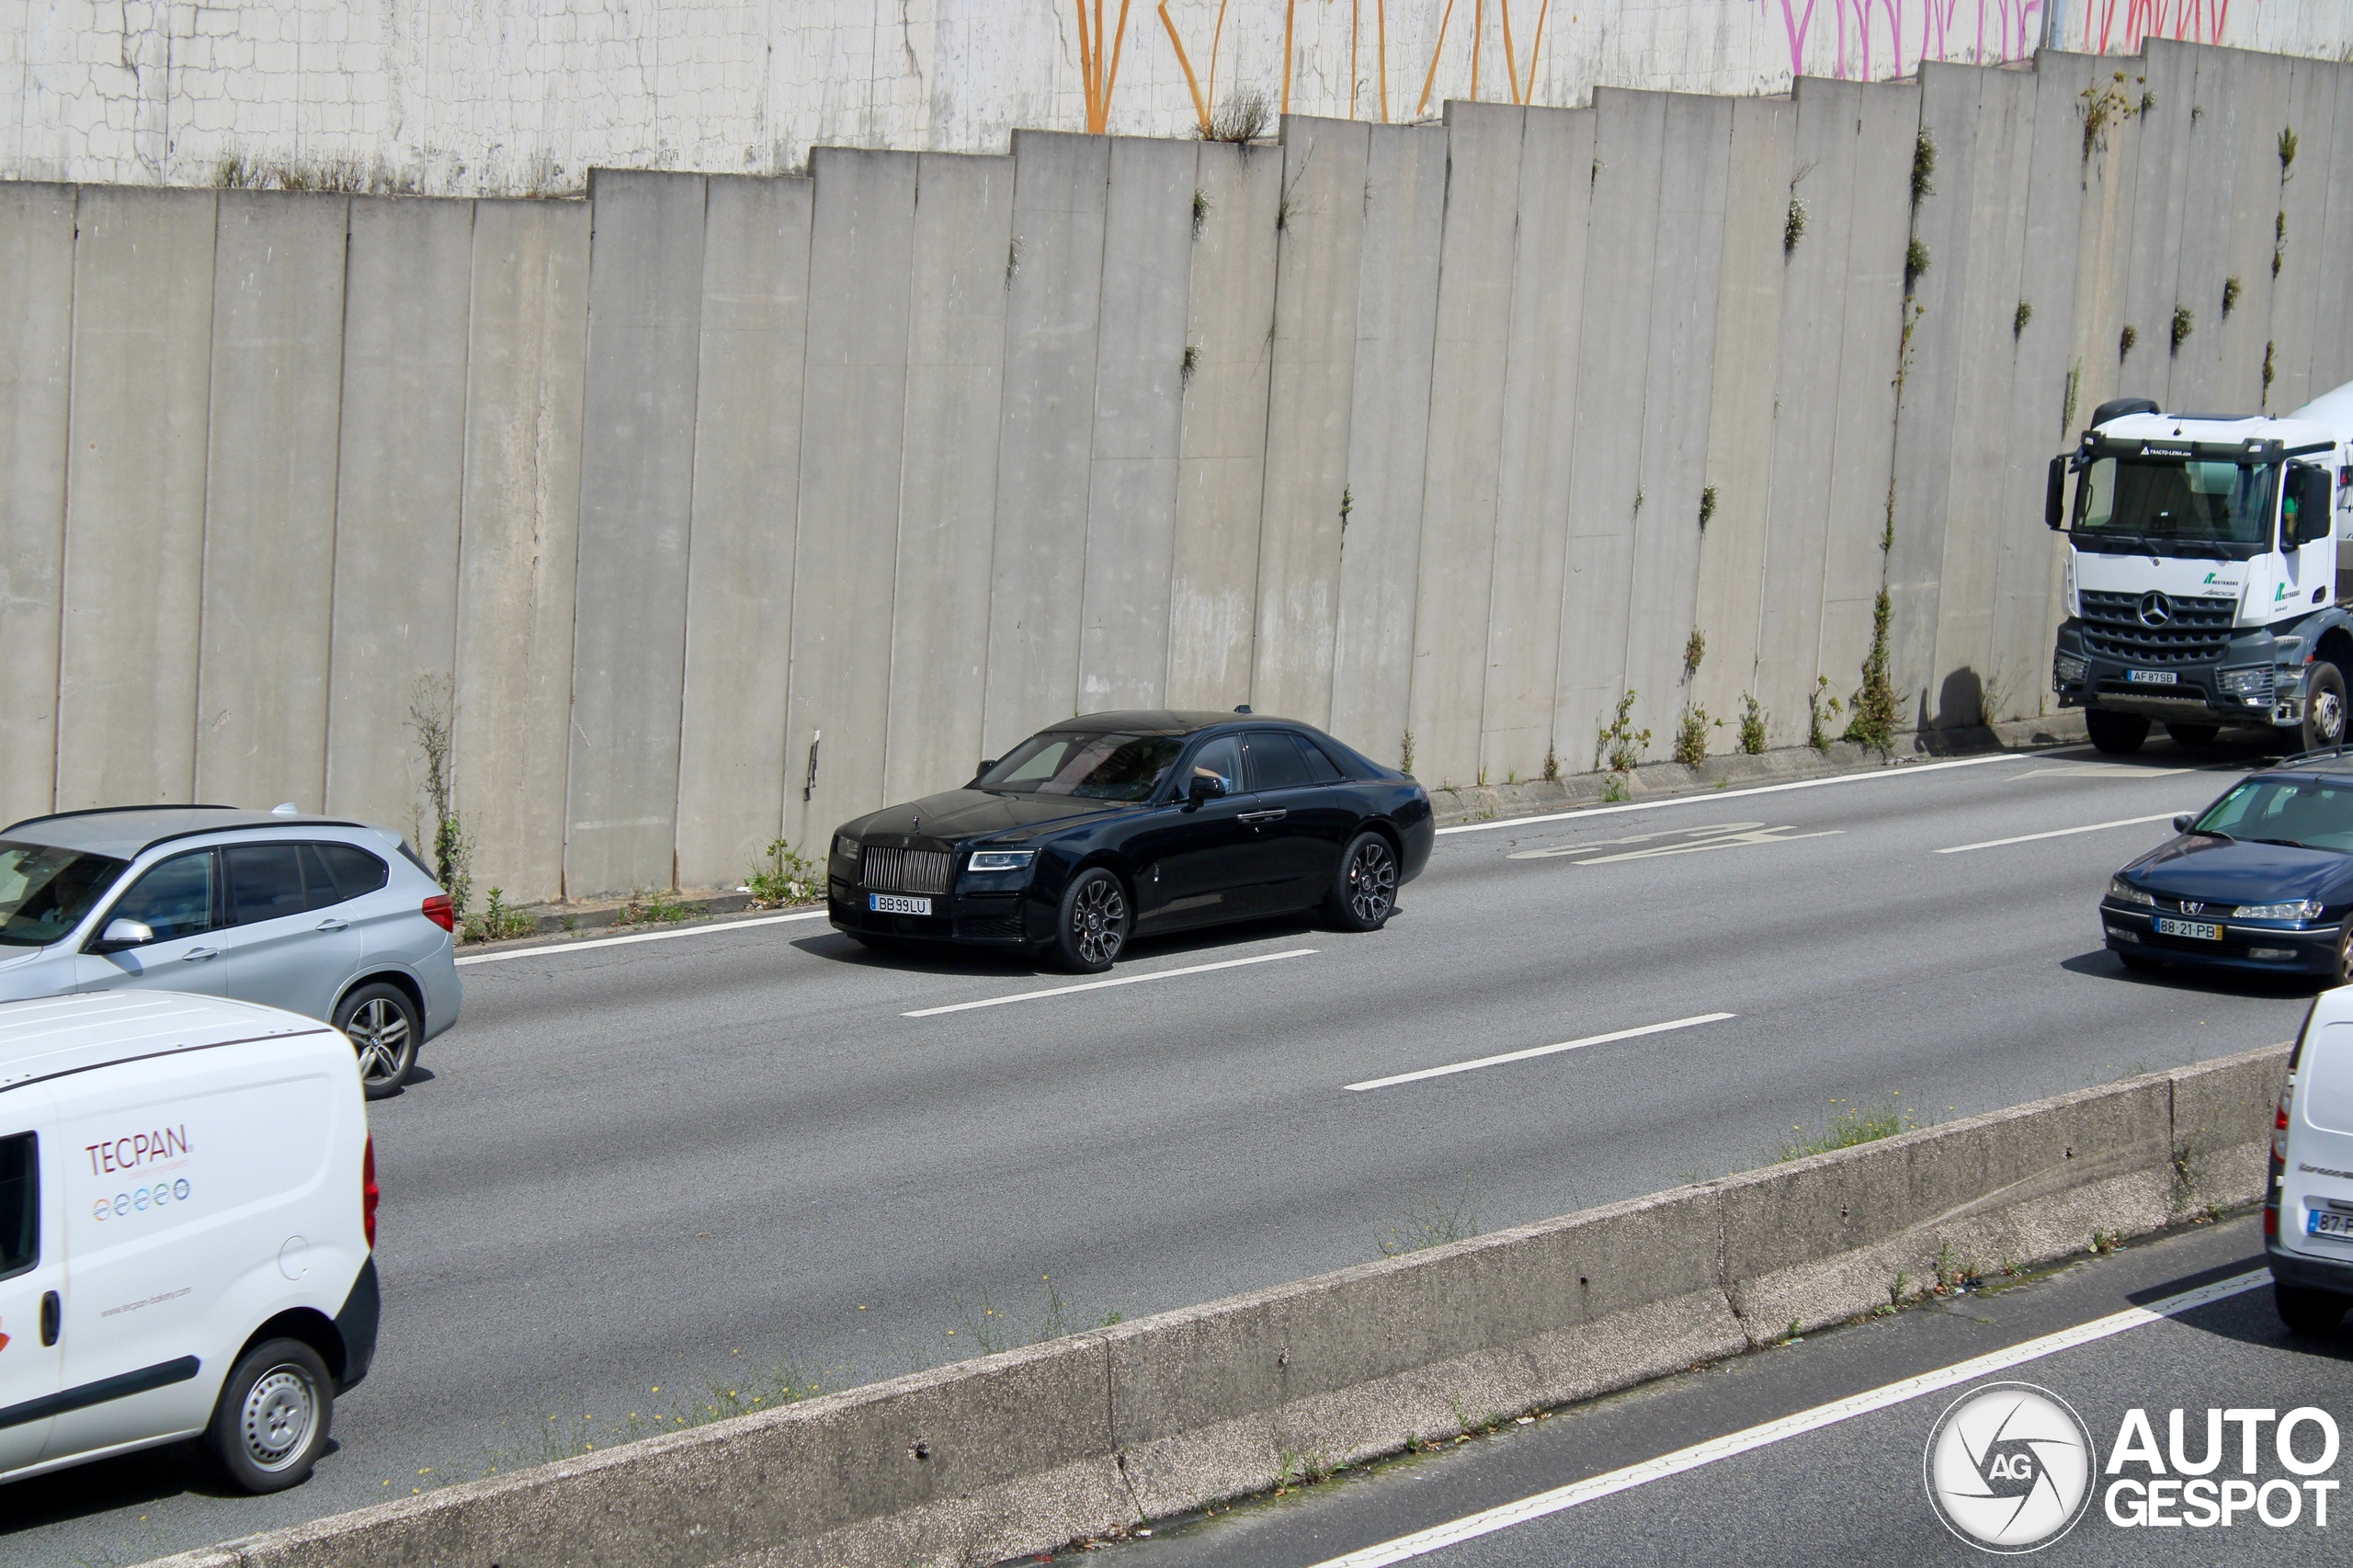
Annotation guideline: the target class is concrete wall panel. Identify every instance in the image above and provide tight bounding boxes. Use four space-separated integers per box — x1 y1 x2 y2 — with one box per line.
1165 141 1280 714
783 149 917 847
983 132 1106 756
1076 138 1196 713
1411 103 1522 788
564 170 707 896
1990 52 2098 718
323 196 474 834
1753 79 1860 747
2265 57 2339 410
194 191 349 811
1255 117 1371 729
1621 94 1732 752
0 184 74 826
1885 62 1982 729
676 175 814 885
2121 40 2195 404
882 155 1013 804
2315 62 2353 393
452 200 591 903
1814 82 1916 713
2216 49 2291 409
2064 50 2145 453
1329 125 1448 768
1927 65 2036 730
1478 106 1592 784
1691 97 1795 732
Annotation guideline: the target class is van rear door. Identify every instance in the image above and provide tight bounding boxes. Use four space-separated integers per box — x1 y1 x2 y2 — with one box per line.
0 1087 63 1475
2284 1020 2353 1255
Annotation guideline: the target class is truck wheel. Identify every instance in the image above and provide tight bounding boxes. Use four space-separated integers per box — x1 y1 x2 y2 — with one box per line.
207 1337 334 1493
2164 722 2220 745
2085 709 2149 755
2302 662 2348 751
2275 1282 2348 1337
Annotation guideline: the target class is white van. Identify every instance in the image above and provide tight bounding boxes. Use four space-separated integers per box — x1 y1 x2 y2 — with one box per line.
2268 992 2353 1335
0 990 378 1491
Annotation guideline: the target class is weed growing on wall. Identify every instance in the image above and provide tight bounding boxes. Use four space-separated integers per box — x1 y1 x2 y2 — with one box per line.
1911 130 1936 206
2013 300 2033 337
1541 743 1559 782
1843 590 1904 752
1783 195 1807 256
1673 704 1711 767
2062 360 2082 436
2119 322 2138 358
2221 276 2242 318
405 675 472 921
1400 730 1416 776
1809 676 1842 753
2078 74 2143 165
1698 484 1717 530
2170 304 2194 355
1596 690 1651 774
1904 238 1931 291
1375 1180 1482 1257
1210 85 1270 143
1682 628 1706 683
1739 694 1768 755
2265 340 2279 405
2275 207 2289 278
462 888 536 944
746 838 824 906
1774 1095 1918 1162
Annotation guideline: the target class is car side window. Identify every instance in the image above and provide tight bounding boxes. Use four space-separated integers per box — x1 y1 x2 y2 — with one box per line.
109 850 217 941
313 843 390 904
1244 732 1313 792
1294 736 1346 783
0 1131 35 1279
1187 736 1243 796
225 843 310 926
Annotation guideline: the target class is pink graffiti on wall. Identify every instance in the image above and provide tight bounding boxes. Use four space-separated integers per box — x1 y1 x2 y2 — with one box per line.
1771 0 2242 79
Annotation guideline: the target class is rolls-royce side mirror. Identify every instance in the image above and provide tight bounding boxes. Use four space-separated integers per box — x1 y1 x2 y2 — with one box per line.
92 917 154 953
2172 815 2193 834
1187 774 1227 808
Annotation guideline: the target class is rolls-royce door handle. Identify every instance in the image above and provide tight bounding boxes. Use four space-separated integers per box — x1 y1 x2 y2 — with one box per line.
1237 809 1288 824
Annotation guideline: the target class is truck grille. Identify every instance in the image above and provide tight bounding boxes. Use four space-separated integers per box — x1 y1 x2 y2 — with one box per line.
861 846 952 895
2077 591 2235 665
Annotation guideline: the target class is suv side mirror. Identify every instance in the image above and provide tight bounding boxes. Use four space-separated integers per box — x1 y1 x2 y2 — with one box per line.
2292 467 2334 545
91 917 153 953
1187 773 1227 808
2046 454 2069 530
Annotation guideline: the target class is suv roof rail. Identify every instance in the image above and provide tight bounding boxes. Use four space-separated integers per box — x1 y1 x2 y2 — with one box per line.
2 802 244 835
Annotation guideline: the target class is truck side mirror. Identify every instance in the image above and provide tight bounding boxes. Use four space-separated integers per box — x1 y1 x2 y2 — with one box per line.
2045 455 2068 530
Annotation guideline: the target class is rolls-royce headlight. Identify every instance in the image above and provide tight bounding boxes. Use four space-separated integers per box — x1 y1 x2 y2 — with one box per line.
2232 898 2323 922
831 835 858 866
2107 877 2156 907
966 849 1037 873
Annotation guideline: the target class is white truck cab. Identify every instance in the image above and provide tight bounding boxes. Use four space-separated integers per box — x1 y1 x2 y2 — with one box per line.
2269 991 2353 1335
0 990 378 1492
2049 384 2353 755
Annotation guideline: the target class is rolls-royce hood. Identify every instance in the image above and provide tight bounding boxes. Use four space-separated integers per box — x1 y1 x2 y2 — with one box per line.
844 790 1130 843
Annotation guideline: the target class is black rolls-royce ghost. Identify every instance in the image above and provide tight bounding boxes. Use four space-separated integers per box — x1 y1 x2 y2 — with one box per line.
827 710 1435 971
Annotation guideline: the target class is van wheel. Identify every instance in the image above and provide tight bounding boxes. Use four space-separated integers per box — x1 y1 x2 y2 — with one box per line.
2302 662 2348 752
1326 832 1400 932
2085 709 2149 755
2275 1282 2349 1337
335 983 419 1100
207 1337 333 1493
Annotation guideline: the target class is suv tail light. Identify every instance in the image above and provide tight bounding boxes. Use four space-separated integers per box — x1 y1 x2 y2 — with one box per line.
361 1134 380 1249
422 893 455 932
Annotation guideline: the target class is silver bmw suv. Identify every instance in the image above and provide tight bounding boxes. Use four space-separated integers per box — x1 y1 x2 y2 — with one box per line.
0 806 461 1098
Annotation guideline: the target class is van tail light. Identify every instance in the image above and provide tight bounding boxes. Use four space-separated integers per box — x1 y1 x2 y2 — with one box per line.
361 1134 380 1250
422 894 456 932
2275 1081 2294 1162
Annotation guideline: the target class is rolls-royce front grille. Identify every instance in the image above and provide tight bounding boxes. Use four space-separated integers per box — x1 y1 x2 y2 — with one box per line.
861 846 952 895
2077 591 2235 665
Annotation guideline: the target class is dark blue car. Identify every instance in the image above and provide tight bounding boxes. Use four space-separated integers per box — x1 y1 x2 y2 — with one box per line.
2103 753 2353 983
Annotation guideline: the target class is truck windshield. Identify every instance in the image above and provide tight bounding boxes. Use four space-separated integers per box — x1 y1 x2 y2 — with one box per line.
0 841 128 947
2075 457 2277 557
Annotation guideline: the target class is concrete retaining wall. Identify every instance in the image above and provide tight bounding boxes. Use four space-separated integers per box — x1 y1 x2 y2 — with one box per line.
142 1043 2290 1568
7 42 2350 901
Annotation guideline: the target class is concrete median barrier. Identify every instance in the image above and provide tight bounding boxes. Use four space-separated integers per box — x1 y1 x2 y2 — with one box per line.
143 1043 2289 1568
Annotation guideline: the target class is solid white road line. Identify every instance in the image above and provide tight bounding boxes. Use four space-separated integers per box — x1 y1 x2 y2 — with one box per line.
1934 812 2187 855
1434 754 2021 837
902 948 1318 1017
455 908 829 966
1307 1267 2272 1568
1344 1013 1737 1092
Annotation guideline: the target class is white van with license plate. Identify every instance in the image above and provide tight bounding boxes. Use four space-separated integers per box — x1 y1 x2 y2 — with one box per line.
2268 989 2353 1336
0 991 379 1491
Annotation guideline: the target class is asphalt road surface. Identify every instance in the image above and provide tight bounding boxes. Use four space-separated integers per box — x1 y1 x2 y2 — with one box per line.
1095 1213 2353 1568
7 737 2328 1564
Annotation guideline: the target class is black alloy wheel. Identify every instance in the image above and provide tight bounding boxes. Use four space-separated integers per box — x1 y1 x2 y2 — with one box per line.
206 1337 334 1493
334 983 420 1100
1052 868 1130 973
2303 661 2348 753
1328 832 1399 932
2275 1282 2349 1337
2085 708 2149 756
2329 924 2353 989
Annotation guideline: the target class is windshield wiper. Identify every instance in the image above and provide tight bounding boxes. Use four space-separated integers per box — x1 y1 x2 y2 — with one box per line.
2252 836 2310 848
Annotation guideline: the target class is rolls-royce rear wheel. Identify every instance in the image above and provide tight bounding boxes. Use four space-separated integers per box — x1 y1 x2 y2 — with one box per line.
1326 832 1399 933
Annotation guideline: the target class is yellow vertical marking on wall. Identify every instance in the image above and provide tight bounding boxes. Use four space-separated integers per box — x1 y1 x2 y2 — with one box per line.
1160 3 1211 134
1417 0 1458 116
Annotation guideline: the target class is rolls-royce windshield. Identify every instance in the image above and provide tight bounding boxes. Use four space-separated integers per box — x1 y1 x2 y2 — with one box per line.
976 732 1186 801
